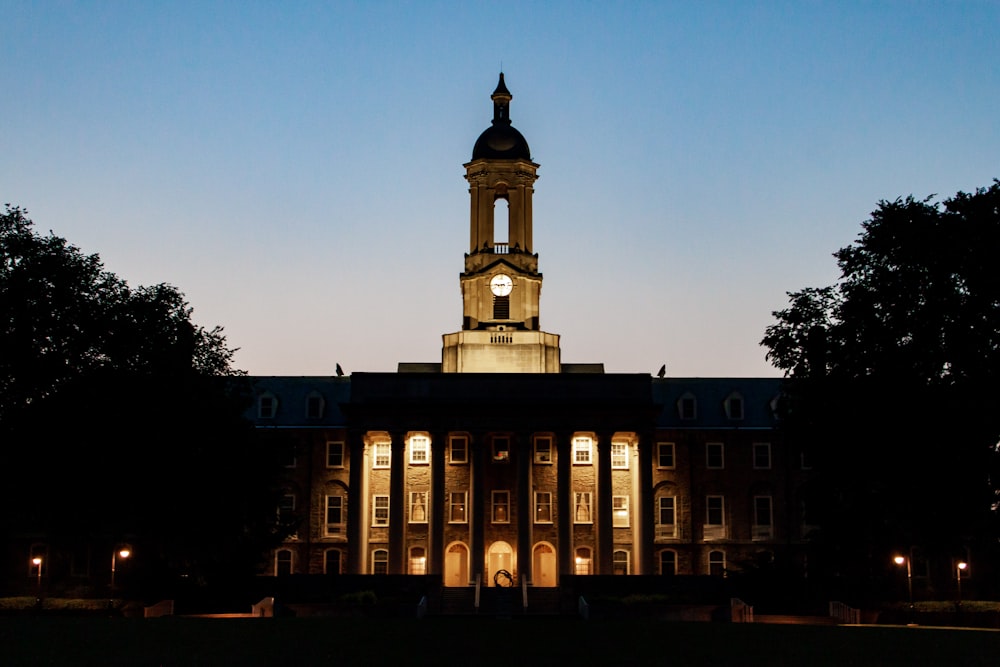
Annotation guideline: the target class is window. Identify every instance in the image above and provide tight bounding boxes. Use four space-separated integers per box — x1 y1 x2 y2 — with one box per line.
753 442 771 469
656 496 676 538
373 442 391 468
409 491 428 523
409 546 426 575
534 436 553 464
657 442 675 469
725 393 744 420
573 436 593 464
278 494 297 538
449 491 467 523
705 495 725 540
449 436 468 464
575 547 592 575
753 496 773 541
372 549 388 575
409 436 429 465
659 550 677 576
372 495 389 526
275 549 293 576
259 393 277 419
613 550 630 575
306 393 324 419
706 442 724 469
493 295 510 319
325 495 345 536
492 436 510 463
535 491 553 523
492 490 510 523
678 394 696 420
324 549 342 574
708 550 725 576
611 441 628 469
279 440 297 468
574 492 593 523
613 496 629 527
326 441 344 468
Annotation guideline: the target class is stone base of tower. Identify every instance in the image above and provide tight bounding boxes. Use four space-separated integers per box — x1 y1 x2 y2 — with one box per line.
442 330 561 373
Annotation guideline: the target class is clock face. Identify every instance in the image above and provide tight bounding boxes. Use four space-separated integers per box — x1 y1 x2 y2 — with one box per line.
490 274 513 297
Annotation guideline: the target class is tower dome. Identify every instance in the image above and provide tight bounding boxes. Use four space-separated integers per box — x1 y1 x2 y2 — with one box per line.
471 73 531 160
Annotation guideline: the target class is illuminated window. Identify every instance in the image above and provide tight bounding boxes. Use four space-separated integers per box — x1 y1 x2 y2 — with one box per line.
449 436 468 464
708 550 725 576
659 550 677 576
324 549 342 574
275 549 293 575
372 549 388 575
373 442 391 468
657 442 675 469
492 436 510 463
409 546 426 575
573 437 593 464
725 393 744 420
492 490 510 524
259 393 278 419
753 442 771 469
611 441 628 469
678 394 696 420
705 495 725 540
575 547 592 575
706 442 724 469
325 495 345 536
613 550 630 575
752 496 773 541
409 491 428 524
409 436 429 465
656 496 676 538
535 492 552 523
613 496 629 527
449 491 467 523
574 492 593 524
326 441 344 468
534 436 553 464
306 393 324 419
372 495 389 527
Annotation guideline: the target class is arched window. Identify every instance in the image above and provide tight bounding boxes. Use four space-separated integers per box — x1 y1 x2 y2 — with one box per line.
324 549 342 575
372 549 389 575
258 392 278 419
659 550 677 576
709 550 725 577
493 196 509 247
613 550 629 575
275 549 293 576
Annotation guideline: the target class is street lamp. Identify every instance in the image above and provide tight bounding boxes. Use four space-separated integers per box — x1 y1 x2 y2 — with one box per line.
110 547 131 603
31 557 42 598
893 555 914 612
957 561 968 606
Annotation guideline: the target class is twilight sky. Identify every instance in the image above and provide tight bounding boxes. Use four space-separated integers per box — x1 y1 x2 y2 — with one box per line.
3 1 998 377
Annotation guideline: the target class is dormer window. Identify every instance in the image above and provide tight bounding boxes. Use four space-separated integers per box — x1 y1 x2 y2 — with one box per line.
259 393 278 419
678 393 697 420
725 393 744 420
306 392 325 419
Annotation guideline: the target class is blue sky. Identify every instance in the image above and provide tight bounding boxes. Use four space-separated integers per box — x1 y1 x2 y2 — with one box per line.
3 1 998 376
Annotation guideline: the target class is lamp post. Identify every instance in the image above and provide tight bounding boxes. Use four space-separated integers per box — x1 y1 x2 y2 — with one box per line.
110 548 131 605
893 555 914 614
957 561 968 607
31 557 42 599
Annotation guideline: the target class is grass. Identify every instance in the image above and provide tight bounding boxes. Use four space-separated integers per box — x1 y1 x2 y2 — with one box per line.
0 616 998 666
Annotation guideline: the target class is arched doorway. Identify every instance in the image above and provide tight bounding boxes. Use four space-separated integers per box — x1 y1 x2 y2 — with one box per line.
532 542 557 587
444 542 469 587
486 541 514 586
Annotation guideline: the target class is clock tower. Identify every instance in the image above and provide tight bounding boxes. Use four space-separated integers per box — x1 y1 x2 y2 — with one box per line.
442 74 561 372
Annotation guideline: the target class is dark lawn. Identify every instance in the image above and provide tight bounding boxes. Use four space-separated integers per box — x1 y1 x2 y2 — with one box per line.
1 616 998 666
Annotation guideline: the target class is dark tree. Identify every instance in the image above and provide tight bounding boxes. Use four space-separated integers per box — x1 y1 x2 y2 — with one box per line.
1 205 287 589
762 182 1000 583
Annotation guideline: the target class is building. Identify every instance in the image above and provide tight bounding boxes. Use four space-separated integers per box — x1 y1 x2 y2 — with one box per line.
251 75 810 585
